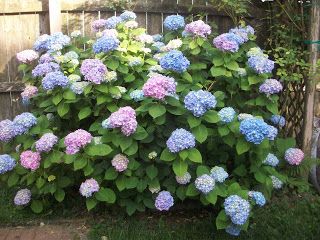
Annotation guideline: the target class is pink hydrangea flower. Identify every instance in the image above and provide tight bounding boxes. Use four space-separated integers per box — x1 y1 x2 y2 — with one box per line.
79 178 100 197
64 129 92 154
16 49 39 63
142 74 176 100
21 85 38 101
184 20 211 38
285 148 304 165
20 150 41 170
111 154 129 172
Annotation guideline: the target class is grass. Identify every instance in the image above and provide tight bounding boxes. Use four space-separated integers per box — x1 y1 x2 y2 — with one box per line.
2 187 320 240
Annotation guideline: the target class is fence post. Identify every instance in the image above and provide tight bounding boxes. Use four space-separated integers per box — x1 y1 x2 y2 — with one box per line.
302 0 320 155
49 0 62 33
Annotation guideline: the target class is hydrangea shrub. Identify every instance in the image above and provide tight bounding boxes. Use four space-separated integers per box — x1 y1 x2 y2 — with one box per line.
0 11 305 236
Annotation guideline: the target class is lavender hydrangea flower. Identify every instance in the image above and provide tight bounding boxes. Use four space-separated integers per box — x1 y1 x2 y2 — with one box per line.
64 129 92 155
155 191 174 211
93 36 120 54
184 20 211 38
239 118 269 144
38 53 54 64
229 25 254 43
105 16 123 29
20 150 41 171
120 11 137 21
16 49 39 63
226 224 241 236
0 154 16 174
33 34 50 52
270 115 286 128
218 107 236 123
213 33 242 52
263 153 279 167
285 148 304 165
42 71 69 90
91 19 108 32
248 56 274 74
130 90 144 101
35 133 58 153
164 15 185 31
210 166 228 183
21 85 38 104
160 50 190 73
267 125 278 141
80 59 107 84
166 128 196 153
224 195 250 225
175 172 191 185
195 174 215 194
111 154 129 172
248 191 266 207
79 178 100 197
0 120 16 142
184 90 217 117
32 62 60 77
70 81 90 94
271 175 283 189
259 79 283 95
13 112 37 136
14 189 31 206
142 74 176 100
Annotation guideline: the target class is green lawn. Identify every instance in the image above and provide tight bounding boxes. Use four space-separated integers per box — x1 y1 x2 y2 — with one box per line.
1 188 320 240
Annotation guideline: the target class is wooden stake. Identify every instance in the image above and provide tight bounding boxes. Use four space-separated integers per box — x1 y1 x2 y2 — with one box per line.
302 0 320 155
49 0 61 33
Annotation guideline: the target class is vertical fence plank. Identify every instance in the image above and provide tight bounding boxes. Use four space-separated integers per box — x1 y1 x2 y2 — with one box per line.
49 0 62 33
84 12 98 38
0 15 9 83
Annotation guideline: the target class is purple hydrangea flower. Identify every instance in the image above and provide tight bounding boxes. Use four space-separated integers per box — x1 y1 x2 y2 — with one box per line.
164 15 185 31
0 120 16 142
218 107 236 123
111 154 129 172
93 36 120 54
248 191 266 207
16 50 39 63
20 150 41 171
213 33 241 52
79 178 100 197
155 191 174 211
38 53 54 64
80 59 107 84
184 90 217 117
32 62 60 77
13 112 37 136
0 154 16 174
259 79 283 95
285 148 304 165
175 172 191 185
224 195 250 225
33 34 50 52
142 74 176 100
248 56 274 74
105 16 123 29
263 153 279 167
14 189 31 206
42 71 69 90
35 133 58 153
91 19 108 32
160 50 190 73
270 115 286 128
210 166 228 183
184 20 211 38
64 129 92 155
166 128 196 153
195 174 215 194
239 118 269 144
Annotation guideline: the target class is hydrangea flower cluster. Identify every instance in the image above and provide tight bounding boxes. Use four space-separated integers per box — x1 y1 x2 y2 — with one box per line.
195 174 215 194
14 189 31 206
80 59 107 84
148 151 158 160
91 19 108 32
248 55 274 74
64 129 92 155
0 120 16 142
111 154 129 172
32 62 60 77
130 90 144 101
224 195 250 225
20 150 41 171
105 16 123 29
184 90 217 117
164 15 185 31
38 53 54 64
124 21 138 29
120 11 137 21
79 178 100 197
248 191 266 207
104 71 117 82
225 224 241 236
33 32 70 53
267 125 278 141
229 25 254 43
239 118 270 144
237 113 253 121
160 50 190 73
128 57 143 67
21 85 38 104
271 175 283 189
166 128 196 153
259 79 283 95
136 34 154 44
210 166 228 183
0 154 16 174
42 71 69 90
175 172 191 185
102 107 137 136
218 107 236 123
71 30 81 38
142 74 176 100
13 112 37 136
70 81 90 94
102 29 118 39
155 191 174 211
16 49 39 63
237 68 247 77
284 148 304 165
213 33 244 52
270 115 286 128
184 20 211 38
93 36 120 54
161 39 183 51
263 153 279 167
35 133 58 153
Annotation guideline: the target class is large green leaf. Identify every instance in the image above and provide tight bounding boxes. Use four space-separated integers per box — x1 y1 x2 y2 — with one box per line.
187 148 202 163
160 148 176 162
95 188 116 203
30 200 43 213
236 138 251 155
146 165 158 179
78 107 92 120
172 159 188 176
149 104 166 118
192 124 208 143
216 210 229 229
85 144 112 156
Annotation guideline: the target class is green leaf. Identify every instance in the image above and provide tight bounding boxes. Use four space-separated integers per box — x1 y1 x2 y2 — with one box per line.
124 141 138 156
149 104 166 118
63 90 76 100
160 148 176 162
218 126 230 136
30 200 43 213
124 74 135 82
106 59 119 70
85 144 112 156
74 158 87 170
203 110 219 123
146 165 158 179
188 148 202 163
116 176 126 191
225 60 239 71
36 178 45 189
52 93 63 105
196 165 210 176
95 188 116 203
78 107 92 120
8 173 19 187
266 102 278 114
176 186 186 200
212 55 224 66
125 177 139 189
86 198 98 211
205 191 217 204
210 66 226 77
133 126 148 140
216 210 229 229
96 84 108 93
187 116 201 128
57 102 69 117
182 72 193 83
186 183 199 197
172 159 188 176
192 124 208 143
104 167 118 180
54 189 65 202
233 164 247 177
255 170 267 183
276 138 296 154
227 182 241 194
236 138 251 155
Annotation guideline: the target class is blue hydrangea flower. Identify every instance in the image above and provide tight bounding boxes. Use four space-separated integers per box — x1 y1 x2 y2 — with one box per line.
128 57 142 67
224 32 245 45
101 118 112 129
239 118 269 144
130 90 144 102
270 115 286 127
0 120 16 142
42 71 69 91
32 62 60 77
184 90 217 117
267 125 278 140
93 36 120 54
33 34 50 52
105 16 123 29
271 175 283 189
152 41 165 52
13 112 37 135
259 79 283 95
166 128 196 153
248 56 274 74
224 195 250 225
46 32 70 52
263 153 279 167
70 81 90 94
120 11 136 21
160 50 190 73
218 107 236 123
225 224 241 236
210 166 228 183
229 27 249 43
175 172 191 185
152 34 163 42
248 191 266 207
195 174 215 194
155 191 174 211
164 15 185 31
0 154 16 174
